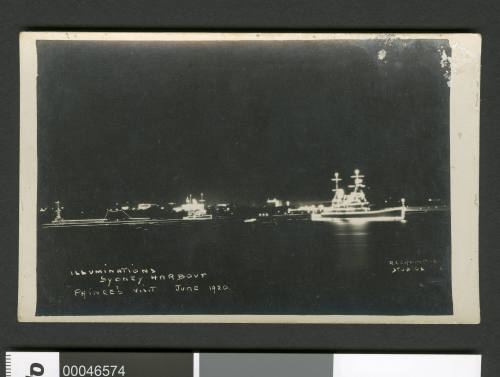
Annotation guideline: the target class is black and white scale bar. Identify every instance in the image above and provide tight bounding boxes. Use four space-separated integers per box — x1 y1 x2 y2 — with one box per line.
5 352 11 377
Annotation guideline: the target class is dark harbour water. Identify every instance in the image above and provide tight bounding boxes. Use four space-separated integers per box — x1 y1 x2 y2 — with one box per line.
37 212 452 316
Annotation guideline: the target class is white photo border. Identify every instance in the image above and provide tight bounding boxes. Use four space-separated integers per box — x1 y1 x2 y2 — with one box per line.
18 32 481 323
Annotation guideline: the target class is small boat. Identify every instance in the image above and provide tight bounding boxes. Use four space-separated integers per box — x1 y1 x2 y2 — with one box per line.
42 201 153 228
311 169 406 222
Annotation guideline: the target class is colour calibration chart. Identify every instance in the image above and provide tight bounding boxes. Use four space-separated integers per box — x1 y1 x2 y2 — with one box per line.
6 352 481 377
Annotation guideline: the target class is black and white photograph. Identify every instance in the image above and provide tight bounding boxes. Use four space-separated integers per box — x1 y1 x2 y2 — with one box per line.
18 32 480 323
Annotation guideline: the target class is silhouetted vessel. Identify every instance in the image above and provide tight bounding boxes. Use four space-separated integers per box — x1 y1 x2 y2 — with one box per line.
255 198 309 223
311 169 406 222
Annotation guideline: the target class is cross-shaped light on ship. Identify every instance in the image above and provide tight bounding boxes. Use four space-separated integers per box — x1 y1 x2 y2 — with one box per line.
349 169 365 191
331 172 342 192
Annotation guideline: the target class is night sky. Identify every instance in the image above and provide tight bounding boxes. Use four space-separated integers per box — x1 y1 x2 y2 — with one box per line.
37 38 451 209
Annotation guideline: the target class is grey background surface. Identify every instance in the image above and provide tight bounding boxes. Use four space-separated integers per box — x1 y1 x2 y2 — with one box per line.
0 0 499 376
200 353 332 377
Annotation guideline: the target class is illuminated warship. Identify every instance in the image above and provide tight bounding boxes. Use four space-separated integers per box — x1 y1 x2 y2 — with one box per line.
175 193 213 220
311 169 406 222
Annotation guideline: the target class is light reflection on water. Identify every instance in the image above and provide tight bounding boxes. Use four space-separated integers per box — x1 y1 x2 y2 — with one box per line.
37 212 451 316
